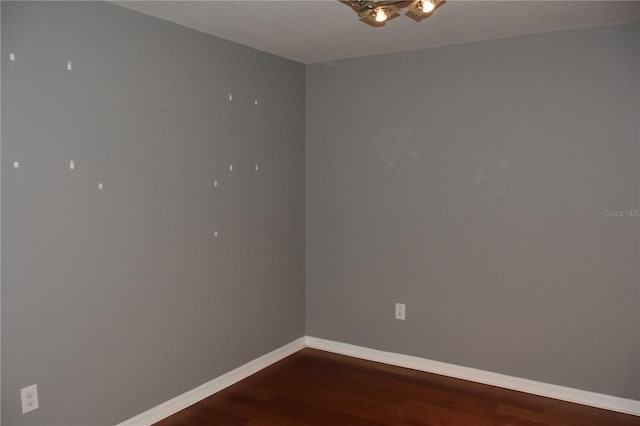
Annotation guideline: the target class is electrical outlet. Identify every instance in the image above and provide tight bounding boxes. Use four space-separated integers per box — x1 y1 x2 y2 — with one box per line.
21 384 39 414
395 303 406 320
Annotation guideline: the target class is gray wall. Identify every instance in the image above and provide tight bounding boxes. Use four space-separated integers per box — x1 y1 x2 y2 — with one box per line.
306 22 640 400
2 2 305 425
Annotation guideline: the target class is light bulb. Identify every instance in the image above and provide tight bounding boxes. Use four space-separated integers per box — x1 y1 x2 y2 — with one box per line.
374 8 388 22
420 0 435 13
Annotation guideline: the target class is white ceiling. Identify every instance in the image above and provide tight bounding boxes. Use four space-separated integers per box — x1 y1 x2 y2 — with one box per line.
112 1 640 63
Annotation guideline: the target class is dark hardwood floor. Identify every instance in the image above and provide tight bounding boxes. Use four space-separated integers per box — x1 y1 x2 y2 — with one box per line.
155 348 639 426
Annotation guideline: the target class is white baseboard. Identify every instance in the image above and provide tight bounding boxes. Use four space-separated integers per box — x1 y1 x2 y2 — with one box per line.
116 337 306 426
116 335 638 425
305 336 640 417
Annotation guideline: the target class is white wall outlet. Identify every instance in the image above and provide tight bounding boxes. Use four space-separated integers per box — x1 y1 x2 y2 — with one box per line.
21 384 39 414
395 303 406 320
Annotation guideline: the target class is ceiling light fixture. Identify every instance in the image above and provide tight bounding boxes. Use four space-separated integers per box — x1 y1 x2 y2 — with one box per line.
342 0 445 27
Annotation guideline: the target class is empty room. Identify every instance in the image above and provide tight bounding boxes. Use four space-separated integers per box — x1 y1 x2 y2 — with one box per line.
1 1 639 425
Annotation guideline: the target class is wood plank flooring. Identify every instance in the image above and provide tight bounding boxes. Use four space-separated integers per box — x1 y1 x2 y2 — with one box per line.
154 348 639 426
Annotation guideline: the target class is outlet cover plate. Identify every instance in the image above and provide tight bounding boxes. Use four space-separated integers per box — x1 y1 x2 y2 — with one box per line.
21 384 39 414
395 303 406 320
